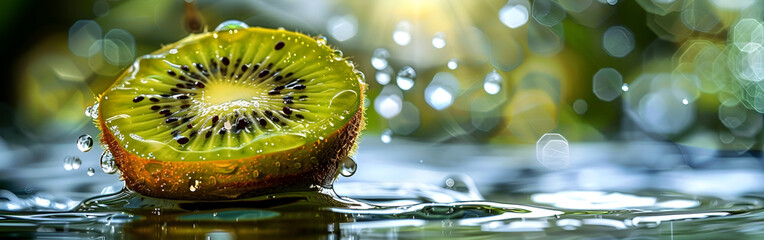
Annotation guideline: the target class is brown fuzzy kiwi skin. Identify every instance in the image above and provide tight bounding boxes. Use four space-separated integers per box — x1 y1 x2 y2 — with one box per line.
95 31 367 200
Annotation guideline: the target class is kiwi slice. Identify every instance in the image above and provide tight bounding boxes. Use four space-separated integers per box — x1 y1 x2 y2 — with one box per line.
96 27 365 199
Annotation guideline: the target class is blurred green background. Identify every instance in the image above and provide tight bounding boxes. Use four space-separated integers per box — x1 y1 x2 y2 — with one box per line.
2 0 763 154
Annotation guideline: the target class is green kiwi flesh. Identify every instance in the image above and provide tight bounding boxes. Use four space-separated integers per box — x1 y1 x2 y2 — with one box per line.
98 27 363 162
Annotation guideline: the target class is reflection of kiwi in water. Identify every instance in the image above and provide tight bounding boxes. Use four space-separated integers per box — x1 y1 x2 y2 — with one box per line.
96 26 366 199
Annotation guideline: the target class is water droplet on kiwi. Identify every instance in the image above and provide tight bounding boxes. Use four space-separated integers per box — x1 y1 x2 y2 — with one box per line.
87 102 99 119
87 168 95 176
371 48 389 70
77 134 93 152
85 106 93 117
339 156 357 177
316 36 327 46
100 150 118 174
214 20 249 31
333 50 344 60
380 129 393 144
189 179 201 192
396 66 416 91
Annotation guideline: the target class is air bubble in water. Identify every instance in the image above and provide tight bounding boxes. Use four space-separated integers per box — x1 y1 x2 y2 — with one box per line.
340 156 357 177
483 70 503 95
214 20 249 31
396 66 416 90
381 129 393 144
536 133 570 170
447 58 458 70
77 134 93 152
100 150 118 174
371 48 389 70
87 168 95 176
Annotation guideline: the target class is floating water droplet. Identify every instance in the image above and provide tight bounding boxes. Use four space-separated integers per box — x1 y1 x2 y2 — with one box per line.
84 106 93 117
602 26 635 58
393 20 412 46
374 85 404 119
340 156 357 177
499 0 530 29
682 98 689 105
77 134 93 152
371 48 389 70
483 70 503 95
621 83 629 91
396 66 416 90
87 102 99 119
593 68 623 102
63 156 80 171
100 150 118 174
380 129 393 144
432 32 446 49
189 179 201 192
326 14 358 42
573 99 588 115
214 20 249 31
425 72 460 110
316 36 327 47
87 168 95 176
375 70 392 85
536 133 570 170
447 58 458 70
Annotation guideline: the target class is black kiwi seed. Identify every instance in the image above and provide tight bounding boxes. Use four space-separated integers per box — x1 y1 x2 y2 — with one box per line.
151 105 161 110
299 95 308 100
212 115 219 125
179 75 187 81
205 131 212 138
150 97 160 102
171 88 179 92
275 75 283 81
280 122 287 126
259 118 267 126
171 130 179 136
187 123 193 129
219 128 227 135
283 95 293 100
237 118 248 130
275 41 285 50
285 72 293 78
166 118 179 123
195 63 204 71
176 84 185 88
180 104 191 109
177 137 189 144
268 90 281 95
282 106 292 115
264 111 272 117
177 95 189 100
252 110 258 116
258 70 270 78
241 65 248 72
189 131 197 138
196 82 205 88
295 114 304 119
133 96 145 103
167 70 176 76
160 94 171 97
284 99 294 104
221 57 229 66
273 86 285 91
292 84 306 90
181 65 190 72
271 117 280 123
159 109 171 115
267 63 273 69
